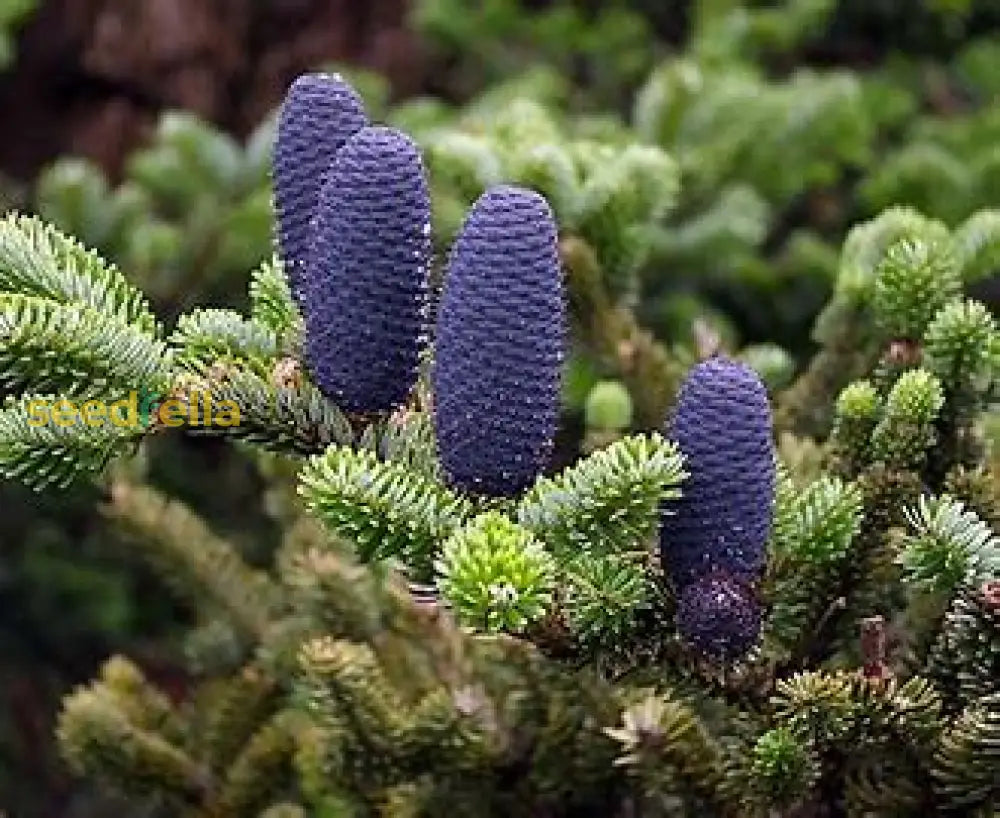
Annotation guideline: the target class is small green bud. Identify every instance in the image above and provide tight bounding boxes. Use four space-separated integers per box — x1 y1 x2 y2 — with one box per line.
885 369 946 426
923 299 998 391
836 379 880 421
837 206 950 301
749 728 819 808
585 380 634 431
832 380 880 469
871 369 945 469
435 513 555 634
872 237 961 340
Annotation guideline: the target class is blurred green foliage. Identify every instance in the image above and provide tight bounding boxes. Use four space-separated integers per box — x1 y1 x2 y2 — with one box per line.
36 114 274 319
0 433 289 816
413 0 659 102
4 2 1000 812
29 10 1000 359
0 0 35 70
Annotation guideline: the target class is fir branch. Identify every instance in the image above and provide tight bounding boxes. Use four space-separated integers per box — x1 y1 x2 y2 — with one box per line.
774 671 942 751
58 681 210 805
103 482 282 639
746 727 820 811
606 691 731 812
943 465 1000 534
831 380 880 473
290 719 352 810
517 432 686 558
97 657 187 746
378 404 442 482
899 495 1000 598
835 466 924 655
560 551 652 646
296 637 463 763
424 131 503 202
299 445 475 577
561 235 683 428
932 693 1000 811
277 541 444 682
213 711 301 817
769 473 864 566
843 755 925 816
197 665 281 774
278 547 391 665
0 212 158 333
870 368 945 470
249 255 302 339
927 583 1000 705
171 307 279 377
570 144 679 287
504 141 580 218
0 293 170 397
0 393 143 489
776 298 880 437
763 473 864 659
183 618 248 677
192 367 353 455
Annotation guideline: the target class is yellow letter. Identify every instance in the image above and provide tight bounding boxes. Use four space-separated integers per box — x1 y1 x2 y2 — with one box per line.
109 392 138 428
27 399 50 427
80 400 107 427
213 401 241 428
159 399 186 428
51 399 78 427
188 390 201 426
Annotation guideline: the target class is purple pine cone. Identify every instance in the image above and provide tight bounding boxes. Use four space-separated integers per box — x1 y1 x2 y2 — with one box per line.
305 126 431 413
433 186 564 497
676 572 761 659
660 356 775 588
273 73 367 305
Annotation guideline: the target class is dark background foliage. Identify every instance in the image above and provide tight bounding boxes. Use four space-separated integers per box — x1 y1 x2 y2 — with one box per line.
1 1 998 815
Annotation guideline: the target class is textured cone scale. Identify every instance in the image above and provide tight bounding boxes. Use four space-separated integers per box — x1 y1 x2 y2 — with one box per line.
660 355 775 588
433 185 564 497
676 572 762 659
305 126 431 413
273 73 367 305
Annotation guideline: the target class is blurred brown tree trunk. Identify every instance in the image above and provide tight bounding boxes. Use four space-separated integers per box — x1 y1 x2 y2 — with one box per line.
0 0 424 180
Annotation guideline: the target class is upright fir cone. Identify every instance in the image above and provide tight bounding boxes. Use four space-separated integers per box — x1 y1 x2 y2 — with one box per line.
273 73 367 305
305 126 431 414
660 355 775 589
433 186 564 497
675 571 762 660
